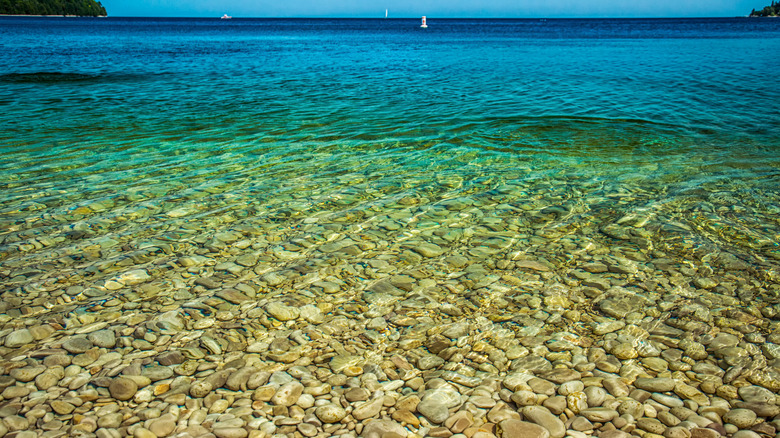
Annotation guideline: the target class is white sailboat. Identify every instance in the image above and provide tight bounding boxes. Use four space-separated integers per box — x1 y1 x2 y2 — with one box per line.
420 16 427 28
385 9 388 18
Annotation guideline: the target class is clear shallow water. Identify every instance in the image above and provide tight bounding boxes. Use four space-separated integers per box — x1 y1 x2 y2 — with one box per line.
1 17 780 304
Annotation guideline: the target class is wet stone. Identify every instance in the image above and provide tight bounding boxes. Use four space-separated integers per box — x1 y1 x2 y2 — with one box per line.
511 355 552 373
29 325 56 340
3 415 29 431
396 394 421 412
2 386 30 398
157 351 185 366
442 322 470 339
149 414 177 437
108 377 138 401
62 336 93 354
734 402 780 417
261 271 285 285
195 276 221 289
217 288 250 304
235 253 258 267
35 371 61 390
523 406 565 438
738 386 776 404
265 302 299 321
361 419 407 438
142 365 174 381
674 383 707 406
528 378 556 396
10 366 46 382
418 388 461 424
315 404 347 423
445 411 474 433
515 260 551 272
657 411 681 427
571 416 594 432
652 393 684 408
748 368 780 391
690 428 722 438
133 428 157 438
50 401 75 415
583 386 606 407
298 423 318 437
190 381 213 398
418 355 446 370
392 409 420 428
580 408 619 423
722 409 757 429
637 418 666 435
86 333 114 352
97 411 124 429
664 427 692 438
581 262 608 273
599 295 646 319
567 392 588 414
414 242 444 258
313 280 341 293
612 343 638 360
352 397 384 420
213 428 249 438
345 387 370 402
4 329 33 348
539 369 581 384
271 381 303 406
300 305 324 323
40 420 64 431
543 396 566 415
618 399 644 418
634 377 676 392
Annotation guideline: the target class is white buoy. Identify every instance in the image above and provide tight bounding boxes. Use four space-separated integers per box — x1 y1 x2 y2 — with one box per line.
421 16 427 28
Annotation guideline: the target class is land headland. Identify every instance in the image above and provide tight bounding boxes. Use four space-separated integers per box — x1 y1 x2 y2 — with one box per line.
749 1 780 16
0 0 106 17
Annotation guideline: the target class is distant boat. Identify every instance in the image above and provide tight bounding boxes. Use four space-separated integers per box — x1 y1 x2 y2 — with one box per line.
421 16 427 28
220 14 232 20
385 9 388 18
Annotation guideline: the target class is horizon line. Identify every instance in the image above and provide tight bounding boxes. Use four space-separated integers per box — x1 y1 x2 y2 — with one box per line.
22 15 753 19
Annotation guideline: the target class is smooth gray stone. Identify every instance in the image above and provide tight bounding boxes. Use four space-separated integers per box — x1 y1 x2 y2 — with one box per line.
522 406 565 438
634 377 676 392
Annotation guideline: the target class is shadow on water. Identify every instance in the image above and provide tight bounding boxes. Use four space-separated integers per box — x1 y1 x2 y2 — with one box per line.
0 72 149 84
0 72 101 83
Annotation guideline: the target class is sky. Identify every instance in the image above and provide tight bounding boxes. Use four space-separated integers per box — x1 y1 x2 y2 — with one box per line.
100 0 766 18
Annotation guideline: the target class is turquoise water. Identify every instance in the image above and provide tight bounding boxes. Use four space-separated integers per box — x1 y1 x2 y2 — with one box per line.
1 17 780 304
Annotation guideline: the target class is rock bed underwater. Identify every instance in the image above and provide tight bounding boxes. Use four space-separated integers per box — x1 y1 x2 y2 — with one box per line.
1 152 780 438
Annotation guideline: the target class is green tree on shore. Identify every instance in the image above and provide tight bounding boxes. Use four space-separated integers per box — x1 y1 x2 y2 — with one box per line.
750 1 780 16
0 0 107 16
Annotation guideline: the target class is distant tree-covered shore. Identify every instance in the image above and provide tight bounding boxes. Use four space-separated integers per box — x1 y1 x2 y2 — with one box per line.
0 0 107 16
750 1 780 16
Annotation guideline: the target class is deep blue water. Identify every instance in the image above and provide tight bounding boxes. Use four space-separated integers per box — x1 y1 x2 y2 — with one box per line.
2 17 779 137
1 17 779 277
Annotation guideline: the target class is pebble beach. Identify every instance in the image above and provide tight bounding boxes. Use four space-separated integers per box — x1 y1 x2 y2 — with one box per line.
1 16 780 438
2 156 780 438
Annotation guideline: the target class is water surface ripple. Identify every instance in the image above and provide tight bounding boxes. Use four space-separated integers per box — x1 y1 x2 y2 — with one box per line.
1 17 779 300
